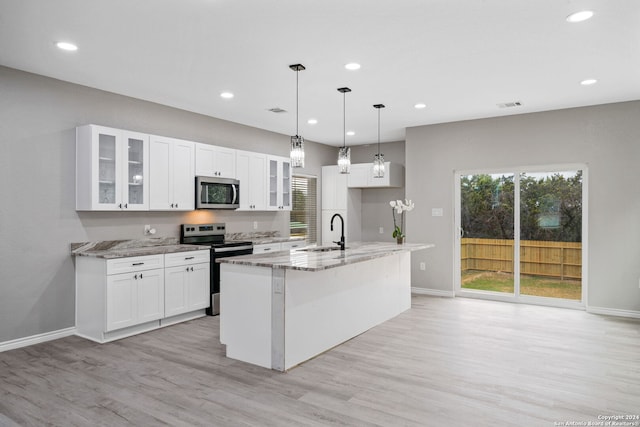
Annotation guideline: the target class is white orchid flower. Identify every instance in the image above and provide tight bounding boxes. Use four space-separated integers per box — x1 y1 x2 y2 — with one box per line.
405 199 415 212
389 200 396 207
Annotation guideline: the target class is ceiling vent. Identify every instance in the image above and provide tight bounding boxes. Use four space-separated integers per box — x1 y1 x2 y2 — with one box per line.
497 101 522 109
268 107 287 113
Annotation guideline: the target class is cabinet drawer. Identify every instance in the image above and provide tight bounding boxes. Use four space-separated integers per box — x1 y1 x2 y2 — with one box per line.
281 241 306 250
165 250 210 267
253 243 282 254
106 254 164 275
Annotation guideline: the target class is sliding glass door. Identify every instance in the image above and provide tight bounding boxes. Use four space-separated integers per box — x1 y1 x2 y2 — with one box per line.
519 170 583 300
460 173 515 295
455 166 586 307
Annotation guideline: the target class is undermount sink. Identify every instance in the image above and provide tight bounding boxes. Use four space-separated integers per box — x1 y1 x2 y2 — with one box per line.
300 246 347 252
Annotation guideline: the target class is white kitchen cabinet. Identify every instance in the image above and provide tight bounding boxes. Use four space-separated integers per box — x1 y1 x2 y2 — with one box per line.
347 162 404 188
321 166 361 246
321 165 349 210
195 143 236 178
236 150 267 210
149 136 195 210
76 254 165 343
76 124 149 211
164 251 210 318
106 268 164 332
266 156 292 211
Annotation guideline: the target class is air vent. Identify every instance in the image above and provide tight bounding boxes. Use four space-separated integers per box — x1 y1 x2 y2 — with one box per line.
497 101 522 109
268 107 287 113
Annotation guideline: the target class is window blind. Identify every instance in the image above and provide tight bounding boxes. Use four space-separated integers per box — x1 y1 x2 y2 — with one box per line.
291 175 317 244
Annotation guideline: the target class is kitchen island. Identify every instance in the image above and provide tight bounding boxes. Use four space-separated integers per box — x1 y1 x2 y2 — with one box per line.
218 241 433 371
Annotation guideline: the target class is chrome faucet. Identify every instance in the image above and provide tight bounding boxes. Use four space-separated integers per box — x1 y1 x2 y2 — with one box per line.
330 213 345 250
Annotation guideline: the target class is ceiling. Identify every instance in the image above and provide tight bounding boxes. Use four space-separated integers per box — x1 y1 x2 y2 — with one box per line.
1 0 638 147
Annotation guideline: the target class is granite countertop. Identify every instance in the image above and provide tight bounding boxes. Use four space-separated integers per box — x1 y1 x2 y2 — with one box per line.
71 238 210 259
225 231 306 245
217 241 434 272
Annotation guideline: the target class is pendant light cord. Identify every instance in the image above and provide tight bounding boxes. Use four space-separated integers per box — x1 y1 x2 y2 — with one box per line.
342 92 346 148
377 107 381 155
296 70 299 137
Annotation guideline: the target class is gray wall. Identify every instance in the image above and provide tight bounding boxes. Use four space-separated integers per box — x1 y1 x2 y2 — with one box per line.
406 101 640 312
350 142 406 242
0 66 335 343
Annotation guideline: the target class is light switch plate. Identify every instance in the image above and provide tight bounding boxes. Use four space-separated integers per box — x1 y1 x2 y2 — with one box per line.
432 208 443 217
379 227 384 234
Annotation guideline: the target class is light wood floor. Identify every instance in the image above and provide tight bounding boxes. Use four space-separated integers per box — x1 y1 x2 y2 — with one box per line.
1 296 639 426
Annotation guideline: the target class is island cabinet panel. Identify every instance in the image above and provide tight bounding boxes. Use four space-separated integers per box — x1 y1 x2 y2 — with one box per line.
283 252 411 369
219 251 412 371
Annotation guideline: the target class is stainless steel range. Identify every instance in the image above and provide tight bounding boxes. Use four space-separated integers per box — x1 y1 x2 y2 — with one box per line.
180 223 253 315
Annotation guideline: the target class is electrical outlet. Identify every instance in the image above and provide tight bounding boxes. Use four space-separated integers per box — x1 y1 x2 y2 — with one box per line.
253 221 258 230
420 262 426 271
379 227 384 234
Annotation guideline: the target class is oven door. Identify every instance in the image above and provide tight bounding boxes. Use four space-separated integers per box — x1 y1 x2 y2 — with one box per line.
196 176 240 209
208 244 253 316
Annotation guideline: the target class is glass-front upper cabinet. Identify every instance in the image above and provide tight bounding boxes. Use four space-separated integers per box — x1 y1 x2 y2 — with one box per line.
125 134 148 209
76 125 149 211
266 155 292 211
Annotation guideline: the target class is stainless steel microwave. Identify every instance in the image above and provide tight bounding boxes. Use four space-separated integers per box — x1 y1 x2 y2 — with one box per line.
195 176 240 209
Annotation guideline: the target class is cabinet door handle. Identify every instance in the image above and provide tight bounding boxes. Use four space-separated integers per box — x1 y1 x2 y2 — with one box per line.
124 203 128 208
119 203 122 209
185 256 194 260
186 267 190 271
190 267 194 272
140 273 143 279
264 248 271 251
132 262 144 266
134 274 138 280
170 203 174 208
175 203 178 208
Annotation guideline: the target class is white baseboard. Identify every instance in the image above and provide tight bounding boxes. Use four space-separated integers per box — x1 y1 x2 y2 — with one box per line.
0 327 76 353
587 306 640 319
412 287 455 297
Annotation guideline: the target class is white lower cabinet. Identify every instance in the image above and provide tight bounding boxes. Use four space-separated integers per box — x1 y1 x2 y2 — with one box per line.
164 251 210 318
106 268 164 332
76 250 209 343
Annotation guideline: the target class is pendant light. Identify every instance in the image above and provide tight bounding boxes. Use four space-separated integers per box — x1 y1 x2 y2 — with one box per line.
289 64 305 168
372 104 385 178
337 87 351 174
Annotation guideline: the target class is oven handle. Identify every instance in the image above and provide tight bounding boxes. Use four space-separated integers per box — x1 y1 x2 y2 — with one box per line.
214 245 253 253
232 184 238 205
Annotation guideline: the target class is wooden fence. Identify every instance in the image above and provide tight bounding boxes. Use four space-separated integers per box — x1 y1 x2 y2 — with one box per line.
461 238 582 280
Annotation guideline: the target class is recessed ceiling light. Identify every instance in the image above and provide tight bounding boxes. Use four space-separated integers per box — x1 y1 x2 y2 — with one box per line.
220 92 234 99
580 78 598 86
307 118 318 125
414 103 427 109
346 131 355 136
345 63 361 70
566 10 594 23
55 41 78 51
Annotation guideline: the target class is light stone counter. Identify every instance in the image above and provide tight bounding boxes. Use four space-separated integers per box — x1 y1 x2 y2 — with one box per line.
71 238 210 259
218 241 433 271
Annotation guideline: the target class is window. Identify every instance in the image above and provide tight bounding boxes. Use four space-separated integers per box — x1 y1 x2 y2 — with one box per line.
290 175 317 244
